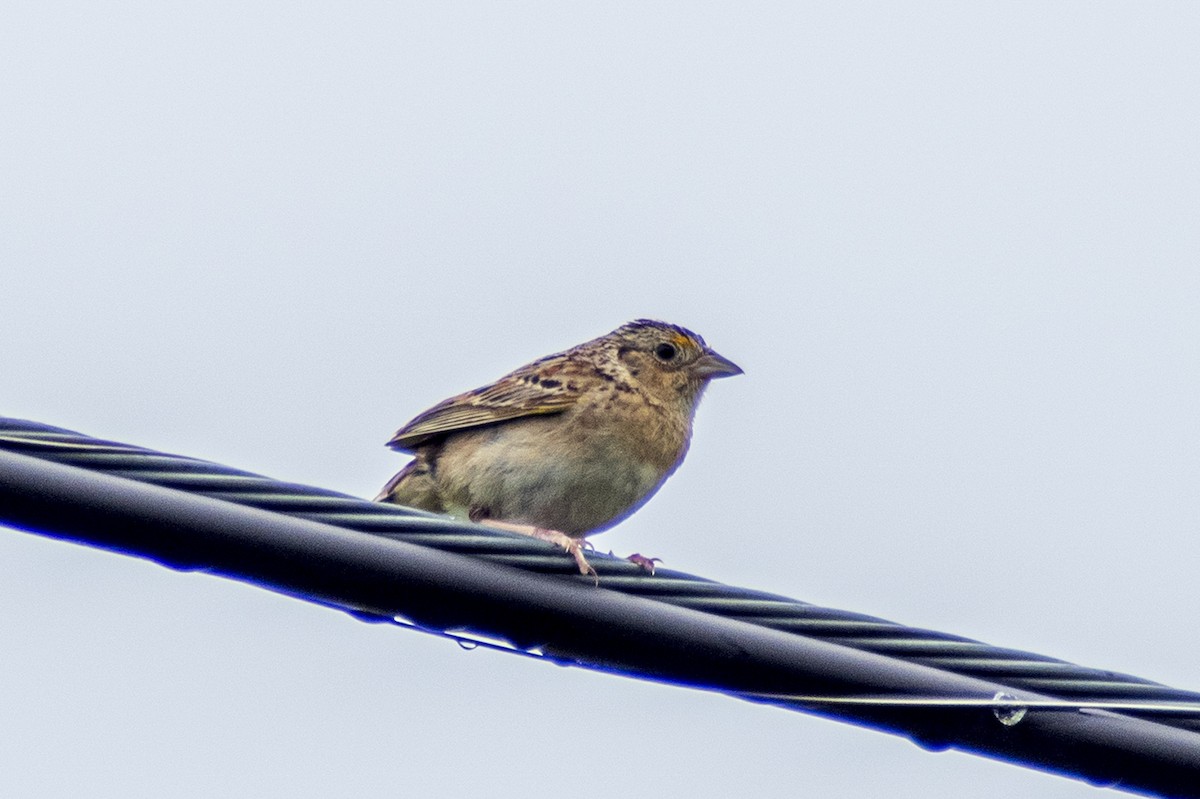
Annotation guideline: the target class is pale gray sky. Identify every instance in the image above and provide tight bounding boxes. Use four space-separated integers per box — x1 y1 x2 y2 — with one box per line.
3 3 1199 797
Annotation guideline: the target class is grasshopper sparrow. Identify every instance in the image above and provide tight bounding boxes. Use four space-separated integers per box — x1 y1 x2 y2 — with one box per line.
376 319 742 577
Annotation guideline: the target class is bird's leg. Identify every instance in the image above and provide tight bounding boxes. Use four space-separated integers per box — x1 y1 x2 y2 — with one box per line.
626 553 662 574
477 520 598 582
534 529 598 581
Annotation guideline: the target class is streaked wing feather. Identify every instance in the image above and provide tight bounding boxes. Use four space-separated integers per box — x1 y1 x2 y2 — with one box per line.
387 355 583 451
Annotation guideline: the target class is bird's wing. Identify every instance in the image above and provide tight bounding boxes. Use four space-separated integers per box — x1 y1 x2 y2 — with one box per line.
386 354 586 451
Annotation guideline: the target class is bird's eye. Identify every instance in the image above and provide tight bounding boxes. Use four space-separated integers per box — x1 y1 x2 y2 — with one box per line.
654 342 678 361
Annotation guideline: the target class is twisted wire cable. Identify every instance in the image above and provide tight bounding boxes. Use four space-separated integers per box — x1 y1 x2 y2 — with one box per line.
2 416 1198 738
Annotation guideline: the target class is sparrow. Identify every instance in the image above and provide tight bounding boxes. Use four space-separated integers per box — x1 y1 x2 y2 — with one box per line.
376 319 742 577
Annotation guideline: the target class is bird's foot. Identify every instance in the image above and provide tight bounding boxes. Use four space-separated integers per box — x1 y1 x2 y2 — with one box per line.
530 528 598 583
478 520 598 583
626 553 663 575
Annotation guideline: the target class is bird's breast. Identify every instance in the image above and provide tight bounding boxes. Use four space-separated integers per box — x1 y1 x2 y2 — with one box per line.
434 392 692 535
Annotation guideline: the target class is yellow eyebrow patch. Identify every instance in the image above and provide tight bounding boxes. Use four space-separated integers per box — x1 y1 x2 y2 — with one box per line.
671 331 694 349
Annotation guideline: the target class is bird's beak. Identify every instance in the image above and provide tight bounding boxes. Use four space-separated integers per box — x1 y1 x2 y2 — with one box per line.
691 349 744 379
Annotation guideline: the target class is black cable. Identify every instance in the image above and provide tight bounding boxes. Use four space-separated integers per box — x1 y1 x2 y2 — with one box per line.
1 417 1198 797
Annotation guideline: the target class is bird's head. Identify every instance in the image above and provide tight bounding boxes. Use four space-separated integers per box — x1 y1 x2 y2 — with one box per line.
609 319 743 405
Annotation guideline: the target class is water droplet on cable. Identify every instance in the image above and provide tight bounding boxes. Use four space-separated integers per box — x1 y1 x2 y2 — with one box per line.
992 692 1027 726
456 639 478 651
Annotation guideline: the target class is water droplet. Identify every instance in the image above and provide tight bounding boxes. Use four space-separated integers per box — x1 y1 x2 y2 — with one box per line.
456 639 478 651
992 692 1027 726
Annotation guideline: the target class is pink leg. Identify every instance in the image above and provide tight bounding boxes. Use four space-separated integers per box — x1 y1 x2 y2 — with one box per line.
478 520 598 581
626 553 662 574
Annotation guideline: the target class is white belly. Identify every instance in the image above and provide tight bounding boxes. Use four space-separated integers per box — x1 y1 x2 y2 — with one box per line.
438 417 673 536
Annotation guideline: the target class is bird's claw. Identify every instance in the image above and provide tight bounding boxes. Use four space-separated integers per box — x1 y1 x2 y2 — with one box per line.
571 546 600 585
529 528 598 585
627 553 663 575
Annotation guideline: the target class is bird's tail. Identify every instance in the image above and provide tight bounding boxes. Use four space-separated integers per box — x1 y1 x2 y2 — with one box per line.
374 456 445 512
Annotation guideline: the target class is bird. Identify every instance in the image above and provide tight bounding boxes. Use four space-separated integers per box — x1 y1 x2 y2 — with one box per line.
375 319 742 578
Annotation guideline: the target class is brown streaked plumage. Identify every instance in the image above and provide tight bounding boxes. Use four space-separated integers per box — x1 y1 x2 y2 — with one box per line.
376 319 742 577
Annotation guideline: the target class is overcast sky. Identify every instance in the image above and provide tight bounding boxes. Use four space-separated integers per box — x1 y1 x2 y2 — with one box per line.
3 3 1200 797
